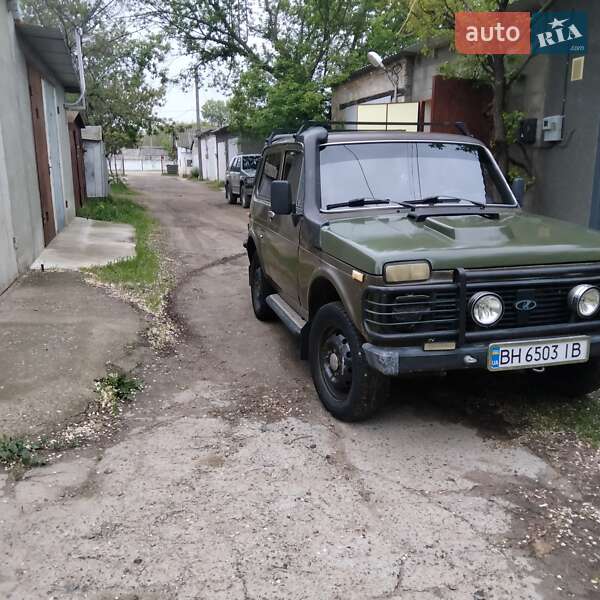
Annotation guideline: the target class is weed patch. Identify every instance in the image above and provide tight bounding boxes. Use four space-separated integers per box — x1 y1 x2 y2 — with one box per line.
0 436 43 468
94 372 142 415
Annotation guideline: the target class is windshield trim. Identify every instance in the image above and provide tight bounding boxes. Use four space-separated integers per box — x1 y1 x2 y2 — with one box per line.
318 140 519 213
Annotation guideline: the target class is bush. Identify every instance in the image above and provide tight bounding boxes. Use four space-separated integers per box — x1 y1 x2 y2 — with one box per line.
190 167 199 179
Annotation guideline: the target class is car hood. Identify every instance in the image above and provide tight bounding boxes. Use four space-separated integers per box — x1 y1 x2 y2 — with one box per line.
320 210 600 275
241 169 256 177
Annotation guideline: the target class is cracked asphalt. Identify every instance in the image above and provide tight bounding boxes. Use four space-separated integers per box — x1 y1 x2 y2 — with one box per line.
0 173 585 599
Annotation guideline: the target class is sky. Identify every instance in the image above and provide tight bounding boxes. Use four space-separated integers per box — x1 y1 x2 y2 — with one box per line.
155 54 226 123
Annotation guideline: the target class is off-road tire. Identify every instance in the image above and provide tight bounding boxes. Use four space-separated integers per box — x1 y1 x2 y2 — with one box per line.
533 357 600 398
250 254 275 321
309 301 389 421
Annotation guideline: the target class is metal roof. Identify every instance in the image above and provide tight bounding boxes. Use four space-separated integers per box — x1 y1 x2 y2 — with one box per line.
16 23 80 93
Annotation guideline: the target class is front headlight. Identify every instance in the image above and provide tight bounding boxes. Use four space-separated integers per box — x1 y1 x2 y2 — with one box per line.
469 292 504 327
384 261 431 283
569 284 600 317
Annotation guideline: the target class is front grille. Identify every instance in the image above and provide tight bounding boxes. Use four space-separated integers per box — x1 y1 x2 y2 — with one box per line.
467 284 573 330
363 263 600 345
364 286 459 338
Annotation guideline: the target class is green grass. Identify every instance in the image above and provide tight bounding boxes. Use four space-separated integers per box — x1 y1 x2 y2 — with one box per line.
443 371 600 446
206 180 224 191
78 183 166 312
519 397 600 446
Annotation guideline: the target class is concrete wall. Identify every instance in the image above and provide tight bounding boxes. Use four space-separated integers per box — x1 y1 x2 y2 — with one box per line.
0 1 44 293
511 0 600 228
411 48 453 101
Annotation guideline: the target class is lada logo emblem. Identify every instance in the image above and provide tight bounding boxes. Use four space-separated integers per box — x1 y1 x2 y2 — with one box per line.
515 299 537 311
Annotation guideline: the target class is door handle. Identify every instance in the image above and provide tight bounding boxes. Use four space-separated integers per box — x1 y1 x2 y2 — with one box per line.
268 210 275 220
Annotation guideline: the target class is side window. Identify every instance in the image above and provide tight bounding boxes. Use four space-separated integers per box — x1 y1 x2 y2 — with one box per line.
282 150 302 204
229 157 237 171
257 151 282 199
234 157 241 171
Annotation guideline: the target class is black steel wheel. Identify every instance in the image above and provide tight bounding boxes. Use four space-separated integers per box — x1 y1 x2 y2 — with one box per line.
309 301 389 421
250 254 275 321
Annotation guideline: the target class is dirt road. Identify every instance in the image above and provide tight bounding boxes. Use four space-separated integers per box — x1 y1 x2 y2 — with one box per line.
0 174 589 599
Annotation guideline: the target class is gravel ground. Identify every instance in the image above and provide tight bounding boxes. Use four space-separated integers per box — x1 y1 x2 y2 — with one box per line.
2 173 600 599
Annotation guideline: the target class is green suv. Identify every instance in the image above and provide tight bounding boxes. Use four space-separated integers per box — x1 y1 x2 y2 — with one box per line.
244 126 600 421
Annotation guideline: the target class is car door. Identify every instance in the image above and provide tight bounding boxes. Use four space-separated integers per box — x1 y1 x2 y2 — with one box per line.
226 157 235 189
252 148 283 284
265 147 303 311
234 156 241 194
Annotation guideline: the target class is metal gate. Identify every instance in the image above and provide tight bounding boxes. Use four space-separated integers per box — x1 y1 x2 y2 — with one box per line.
27 66 56 245
42 79 66 232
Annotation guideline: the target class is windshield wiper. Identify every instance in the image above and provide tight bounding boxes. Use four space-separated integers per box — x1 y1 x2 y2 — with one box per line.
405 195 486 208
326 197 395 210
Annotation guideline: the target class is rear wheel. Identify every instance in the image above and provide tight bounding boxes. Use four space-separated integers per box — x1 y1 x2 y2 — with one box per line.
242 186 251 208
226 184 236 204
309 301 389 421
250 255 275 321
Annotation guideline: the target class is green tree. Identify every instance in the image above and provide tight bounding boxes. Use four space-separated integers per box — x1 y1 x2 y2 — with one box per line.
139 0 411 135
201 99 230 127
21 0 168 162
406 0 555 174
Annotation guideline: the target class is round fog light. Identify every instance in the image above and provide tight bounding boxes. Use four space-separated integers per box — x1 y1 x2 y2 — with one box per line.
469 292 504 327
569 284 600 317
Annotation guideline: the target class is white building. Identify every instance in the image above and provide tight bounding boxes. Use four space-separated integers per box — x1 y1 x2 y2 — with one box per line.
199 127 262 183
175 129 199 177
0 0 80 293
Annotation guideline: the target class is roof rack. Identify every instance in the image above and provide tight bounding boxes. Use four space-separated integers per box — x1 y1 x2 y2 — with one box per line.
264 120 473 145
264 128 297 145
297 120 472 135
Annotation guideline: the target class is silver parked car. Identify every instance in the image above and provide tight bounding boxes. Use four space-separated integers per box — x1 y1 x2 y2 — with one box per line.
225 154 261 208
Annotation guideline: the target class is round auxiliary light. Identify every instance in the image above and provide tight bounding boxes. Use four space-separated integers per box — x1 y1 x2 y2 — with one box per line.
469 292 504 327
569 284 600 318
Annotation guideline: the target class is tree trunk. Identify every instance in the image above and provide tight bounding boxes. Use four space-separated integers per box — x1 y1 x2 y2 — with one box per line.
491 55 509 175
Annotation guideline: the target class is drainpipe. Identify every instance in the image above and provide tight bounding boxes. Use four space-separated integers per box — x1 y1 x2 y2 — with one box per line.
8 0 23 21
64 27 86 110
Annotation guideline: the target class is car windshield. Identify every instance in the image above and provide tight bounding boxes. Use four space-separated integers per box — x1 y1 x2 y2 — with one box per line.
242 155 260 170
319 142 515 210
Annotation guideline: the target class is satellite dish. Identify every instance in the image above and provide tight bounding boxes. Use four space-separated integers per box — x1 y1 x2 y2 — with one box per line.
367 51 385 70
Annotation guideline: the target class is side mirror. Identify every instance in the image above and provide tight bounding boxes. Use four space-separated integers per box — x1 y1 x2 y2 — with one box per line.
511 177 525 205
271 180 293 215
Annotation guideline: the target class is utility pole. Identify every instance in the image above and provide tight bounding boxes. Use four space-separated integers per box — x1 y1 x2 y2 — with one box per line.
194 66 203 179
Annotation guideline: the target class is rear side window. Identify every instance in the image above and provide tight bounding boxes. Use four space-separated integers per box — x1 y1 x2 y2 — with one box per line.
282 150 302 204
257 151 282 199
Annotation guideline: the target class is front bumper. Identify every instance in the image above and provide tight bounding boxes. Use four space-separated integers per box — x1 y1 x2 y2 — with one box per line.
363 334 600 376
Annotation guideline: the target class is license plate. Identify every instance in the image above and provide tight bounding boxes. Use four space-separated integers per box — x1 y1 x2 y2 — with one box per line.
488 336 590 371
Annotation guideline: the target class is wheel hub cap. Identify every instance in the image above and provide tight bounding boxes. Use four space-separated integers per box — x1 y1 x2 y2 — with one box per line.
320 330 352 395
329 352 340 372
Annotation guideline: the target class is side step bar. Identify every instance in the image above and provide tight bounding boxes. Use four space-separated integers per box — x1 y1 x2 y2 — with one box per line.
266 294 307 336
